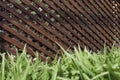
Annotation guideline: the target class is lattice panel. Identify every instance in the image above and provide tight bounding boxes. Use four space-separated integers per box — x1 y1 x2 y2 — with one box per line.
0 0 120 61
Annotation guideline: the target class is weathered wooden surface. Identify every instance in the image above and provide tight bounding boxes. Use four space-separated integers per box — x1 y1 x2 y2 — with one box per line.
0 0 120 61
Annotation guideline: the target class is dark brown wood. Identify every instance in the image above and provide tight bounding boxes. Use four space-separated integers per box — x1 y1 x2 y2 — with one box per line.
0 0 120 61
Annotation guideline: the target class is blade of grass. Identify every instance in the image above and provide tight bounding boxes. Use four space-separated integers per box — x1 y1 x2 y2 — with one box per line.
90 71 109 80
1 54 5 80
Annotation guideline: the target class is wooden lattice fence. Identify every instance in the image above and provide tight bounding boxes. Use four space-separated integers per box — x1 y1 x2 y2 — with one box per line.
0 0 120 61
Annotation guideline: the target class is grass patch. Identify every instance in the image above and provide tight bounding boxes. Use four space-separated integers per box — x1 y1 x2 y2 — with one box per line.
0 46 120 80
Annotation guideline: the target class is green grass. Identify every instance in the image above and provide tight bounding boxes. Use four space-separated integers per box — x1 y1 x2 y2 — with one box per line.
0 46 120 80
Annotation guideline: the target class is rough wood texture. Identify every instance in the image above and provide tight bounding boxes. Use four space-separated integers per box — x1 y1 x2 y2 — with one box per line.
0 0 120 61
